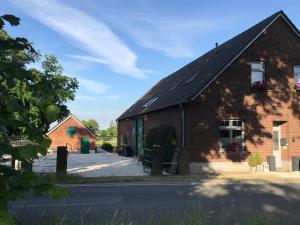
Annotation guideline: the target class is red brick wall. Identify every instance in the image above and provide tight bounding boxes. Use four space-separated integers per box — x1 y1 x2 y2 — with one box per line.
118 106 182 148
188 17 300 163
48 116 96 152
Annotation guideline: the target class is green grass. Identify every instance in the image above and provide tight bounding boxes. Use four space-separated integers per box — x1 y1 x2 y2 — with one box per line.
42 173 219 185
19 208 276 225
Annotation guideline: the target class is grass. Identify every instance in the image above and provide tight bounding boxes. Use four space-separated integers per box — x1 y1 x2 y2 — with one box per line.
18 208 277 225
43 173 219 185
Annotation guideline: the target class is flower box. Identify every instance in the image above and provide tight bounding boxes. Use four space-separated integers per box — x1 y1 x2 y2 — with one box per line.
251 80 267 89
225 142 241 153
294 84 300 92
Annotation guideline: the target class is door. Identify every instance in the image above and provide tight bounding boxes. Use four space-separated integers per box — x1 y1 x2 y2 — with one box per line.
137 118 144 156
272 125 281 168
131 120 137 154
80 138 90 154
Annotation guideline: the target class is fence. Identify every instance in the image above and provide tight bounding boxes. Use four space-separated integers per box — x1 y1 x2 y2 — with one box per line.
142 146 179 175
96 136 117 147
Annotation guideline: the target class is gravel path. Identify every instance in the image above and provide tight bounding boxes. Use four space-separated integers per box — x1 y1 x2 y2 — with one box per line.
33 150 148 177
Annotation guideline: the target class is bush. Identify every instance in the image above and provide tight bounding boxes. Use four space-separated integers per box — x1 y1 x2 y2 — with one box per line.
248 152 263 167
101 143 113 153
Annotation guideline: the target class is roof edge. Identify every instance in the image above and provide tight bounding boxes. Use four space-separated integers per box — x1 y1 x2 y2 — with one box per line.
191 11 300 101
46 114 97 137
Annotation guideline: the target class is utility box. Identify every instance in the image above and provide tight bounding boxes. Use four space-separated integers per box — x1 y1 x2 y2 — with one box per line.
292 156 300 171
56 146 68 174
267 156 276 171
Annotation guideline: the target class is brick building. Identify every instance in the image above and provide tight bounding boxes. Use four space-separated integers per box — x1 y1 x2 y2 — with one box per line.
117 11 300 173
47 114 96 153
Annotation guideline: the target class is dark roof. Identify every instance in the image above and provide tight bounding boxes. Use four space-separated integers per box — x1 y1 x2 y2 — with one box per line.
118 10 300 121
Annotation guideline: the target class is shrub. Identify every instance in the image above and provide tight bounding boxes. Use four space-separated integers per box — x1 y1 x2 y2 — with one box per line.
248 152 263 167
101 142 113 153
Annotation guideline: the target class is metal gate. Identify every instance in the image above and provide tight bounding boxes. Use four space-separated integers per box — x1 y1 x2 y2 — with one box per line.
142 147 179 175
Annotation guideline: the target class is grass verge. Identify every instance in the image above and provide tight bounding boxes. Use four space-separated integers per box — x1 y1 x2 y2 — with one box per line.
42 173 219 184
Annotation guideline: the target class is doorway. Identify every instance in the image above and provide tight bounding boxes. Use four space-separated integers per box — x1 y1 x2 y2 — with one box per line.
272 123 281 168
132 118 144 156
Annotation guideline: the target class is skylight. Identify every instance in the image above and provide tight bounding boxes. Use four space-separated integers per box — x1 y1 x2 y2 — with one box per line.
142 97 158 108
169 80 182 91
185 71 200 84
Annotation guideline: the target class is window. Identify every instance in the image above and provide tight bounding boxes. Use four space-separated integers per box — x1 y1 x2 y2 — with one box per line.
251 62 265 84
185 71 200 84
219 120 244 152
142 97 158 108
169 80 182 91
293 65 300 89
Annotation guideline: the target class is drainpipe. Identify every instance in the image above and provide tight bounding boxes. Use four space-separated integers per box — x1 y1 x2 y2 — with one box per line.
179 103 185 147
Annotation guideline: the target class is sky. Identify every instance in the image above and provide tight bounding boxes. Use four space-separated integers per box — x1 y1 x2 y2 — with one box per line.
2 0 300 128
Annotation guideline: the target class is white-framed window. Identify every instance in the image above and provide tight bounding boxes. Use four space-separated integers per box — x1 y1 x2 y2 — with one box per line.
219 120 244 152
293 65 300 88
251 62 265 84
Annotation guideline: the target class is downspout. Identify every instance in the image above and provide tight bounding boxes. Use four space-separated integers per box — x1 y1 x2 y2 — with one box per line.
179 103 185 147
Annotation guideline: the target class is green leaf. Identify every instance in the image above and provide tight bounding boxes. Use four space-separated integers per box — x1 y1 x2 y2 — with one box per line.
1 14 20 26
43 104 61 122
39 137 51 150
0 210 15 225
19 144 37 159
48 186 69 199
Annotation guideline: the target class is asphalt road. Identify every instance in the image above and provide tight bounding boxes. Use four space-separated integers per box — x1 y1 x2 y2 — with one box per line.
10 180 300 225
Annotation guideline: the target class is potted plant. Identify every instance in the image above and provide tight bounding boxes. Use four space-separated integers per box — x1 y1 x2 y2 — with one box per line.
225 142 241 153
248 153 263 172
251 80 267 89
295 83 300 92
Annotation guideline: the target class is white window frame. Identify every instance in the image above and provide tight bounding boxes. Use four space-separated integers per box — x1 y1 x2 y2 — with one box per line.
251 62 265 84
293 65 300 88
219 120 244 152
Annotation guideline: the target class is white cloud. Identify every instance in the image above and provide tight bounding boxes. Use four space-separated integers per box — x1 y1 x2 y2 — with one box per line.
109 15 231 58
11 0 147 79
78 78 110 94
105 94 124 100
67 54 107 65
76 95 97 101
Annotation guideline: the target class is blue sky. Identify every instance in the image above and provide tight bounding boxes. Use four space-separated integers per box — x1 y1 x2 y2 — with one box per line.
2 0 300 128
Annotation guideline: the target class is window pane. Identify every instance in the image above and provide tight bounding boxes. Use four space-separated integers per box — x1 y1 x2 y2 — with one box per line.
251 71 263 83
294 75 300 85
219 120 229 126
220 129 230 138
232 120 242 127
294 66 300 74
251 62 264 71
232 130 242 138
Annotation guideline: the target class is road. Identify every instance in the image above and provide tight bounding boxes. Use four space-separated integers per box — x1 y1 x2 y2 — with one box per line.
10 180 300 225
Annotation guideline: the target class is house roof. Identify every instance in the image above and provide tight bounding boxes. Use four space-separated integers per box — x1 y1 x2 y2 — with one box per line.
118 10 300 121
46 114 97 137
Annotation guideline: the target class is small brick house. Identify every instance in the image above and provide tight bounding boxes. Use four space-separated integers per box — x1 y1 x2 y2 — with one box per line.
117 11 300 173
47 114 96 153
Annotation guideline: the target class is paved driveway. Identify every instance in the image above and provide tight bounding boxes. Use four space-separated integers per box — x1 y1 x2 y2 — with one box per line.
33 151 148 177
10 180 300 225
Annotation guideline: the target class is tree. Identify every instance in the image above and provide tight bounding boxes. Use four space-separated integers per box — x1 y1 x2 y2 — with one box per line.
0 14 78 224
100 120 117 137
82 119 100 135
